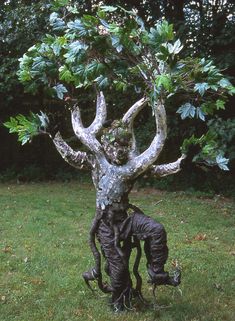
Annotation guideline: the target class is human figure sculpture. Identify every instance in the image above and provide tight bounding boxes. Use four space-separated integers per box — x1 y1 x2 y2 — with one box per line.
51 92 184 310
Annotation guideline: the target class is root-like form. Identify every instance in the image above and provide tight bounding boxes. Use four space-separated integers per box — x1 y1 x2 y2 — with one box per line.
132 236 143 296
83 215 113 293
83 205 181 311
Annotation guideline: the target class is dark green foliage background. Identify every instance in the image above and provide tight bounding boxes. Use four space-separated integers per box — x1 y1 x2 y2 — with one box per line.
0 0 234 194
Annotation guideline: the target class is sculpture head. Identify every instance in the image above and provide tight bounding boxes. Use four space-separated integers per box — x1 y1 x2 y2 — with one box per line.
101 120 132 165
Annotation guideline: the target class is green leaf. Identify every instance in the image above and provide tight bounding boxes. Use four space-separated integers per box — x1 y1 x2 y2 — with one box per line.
19 54 32 69
216 154 229 171
37 111 49 130
111 35 123 53
155 74 172 91
64 41 88 62
18 69 32 82
4 117 18 132
215 99 225 110
67 5 79 14
94 75 109 88
51 42 62 56
228 85 235 95
218 78 232 88
31 57 47 73
49 12 65 31
82 15 99 28
156 20 174 41
59 65 74 82
85 61 105 77
194 82 209 96
114 80 128 91
67 19 86 35
177 103 196 119
181 134 203 154
51 0 69 11
196 107 206 121
4 113 42 145
201 60 213 72
167 39 183 55
53 84 68 99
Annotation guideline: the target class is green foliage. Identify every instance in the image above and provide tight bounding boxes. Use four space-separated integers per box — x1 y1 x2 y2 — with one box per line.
4 112 49 145
194 82 210 96
207 117 235 160
15 6 233 103
181 124 231 171
215 154 229 171
177 103 196 120
4 4 234 171
155 74 172 91
176 103 206 121
53 84 68 99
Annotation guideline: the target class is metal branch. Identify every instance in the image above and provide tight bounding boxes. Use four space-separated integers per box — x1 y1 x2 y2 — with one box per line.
71 96 109 169
71 105 106 161
150 154 186 177
87 91 107 135
122 100 167 177
122 97 148 127
122 97 148 158
52 132 89 169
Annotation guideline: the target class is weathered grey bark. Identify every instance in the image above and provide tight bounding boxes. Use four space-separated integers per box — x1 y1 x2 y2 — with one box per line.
122 97 148 158
52 132 90 169
150 154 186 177
48 92 182 311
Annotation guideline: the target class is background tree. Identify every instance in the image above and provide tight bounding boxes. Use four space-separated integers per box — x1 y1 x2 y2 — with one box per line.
4 4 234 311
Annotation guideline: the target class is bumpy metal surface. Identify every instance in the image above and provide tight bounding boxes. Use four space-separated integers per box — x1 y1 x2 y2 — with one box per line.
83 201 181 311
51 93 183 311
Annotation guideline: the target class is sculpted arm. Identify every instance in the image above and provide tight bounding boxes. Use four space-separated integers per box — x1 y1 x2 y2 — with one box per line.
150 154 186 177
52 132 90 169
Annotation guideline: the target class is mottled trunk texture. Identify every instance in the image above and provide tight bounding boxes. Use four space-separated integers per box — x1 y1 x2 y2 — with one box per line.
50 92 184 311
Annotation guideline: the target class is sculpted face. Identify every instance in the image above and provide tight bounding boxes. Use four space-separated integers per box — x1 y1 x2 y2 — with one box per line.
101 121 132 165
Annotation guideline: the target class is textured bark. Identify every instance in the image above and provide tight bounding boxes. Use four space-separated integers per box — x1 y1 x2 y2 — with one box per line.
52 132 90 169
122 97 148 158
124 100 167 177
49 92 182 311
150 154 186 177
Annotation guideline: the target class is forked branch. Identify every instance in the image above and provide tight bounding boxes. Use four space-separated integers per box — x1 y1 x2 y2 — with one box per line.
122 97 148 126
122 97 148 158
87 92 107 135
71 93 108 164
72 106 105 157
123 100 167 177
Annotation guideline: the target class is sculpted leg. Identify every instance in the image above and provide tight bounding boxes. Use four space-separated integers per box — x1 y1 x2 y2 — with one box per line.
97 219 133 311
83 206 180 311
129 211 181 286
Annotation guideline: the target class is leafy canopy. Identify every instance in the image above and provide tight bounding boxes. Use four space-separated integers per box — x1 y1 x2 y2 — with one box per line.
5 4 234 170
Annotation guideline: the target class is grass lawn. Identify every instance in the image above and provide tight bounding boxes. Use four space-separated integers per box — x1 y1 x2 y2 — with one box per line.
0 182 234 321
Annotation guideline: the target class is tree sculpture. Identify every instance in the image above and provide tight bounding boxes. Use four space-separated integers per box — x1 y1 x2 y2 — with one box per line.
5 4 234 312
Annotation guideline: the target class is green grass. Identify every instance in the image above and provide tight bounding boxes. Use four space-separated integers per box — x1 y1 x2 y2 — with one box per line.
0 182 234 321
